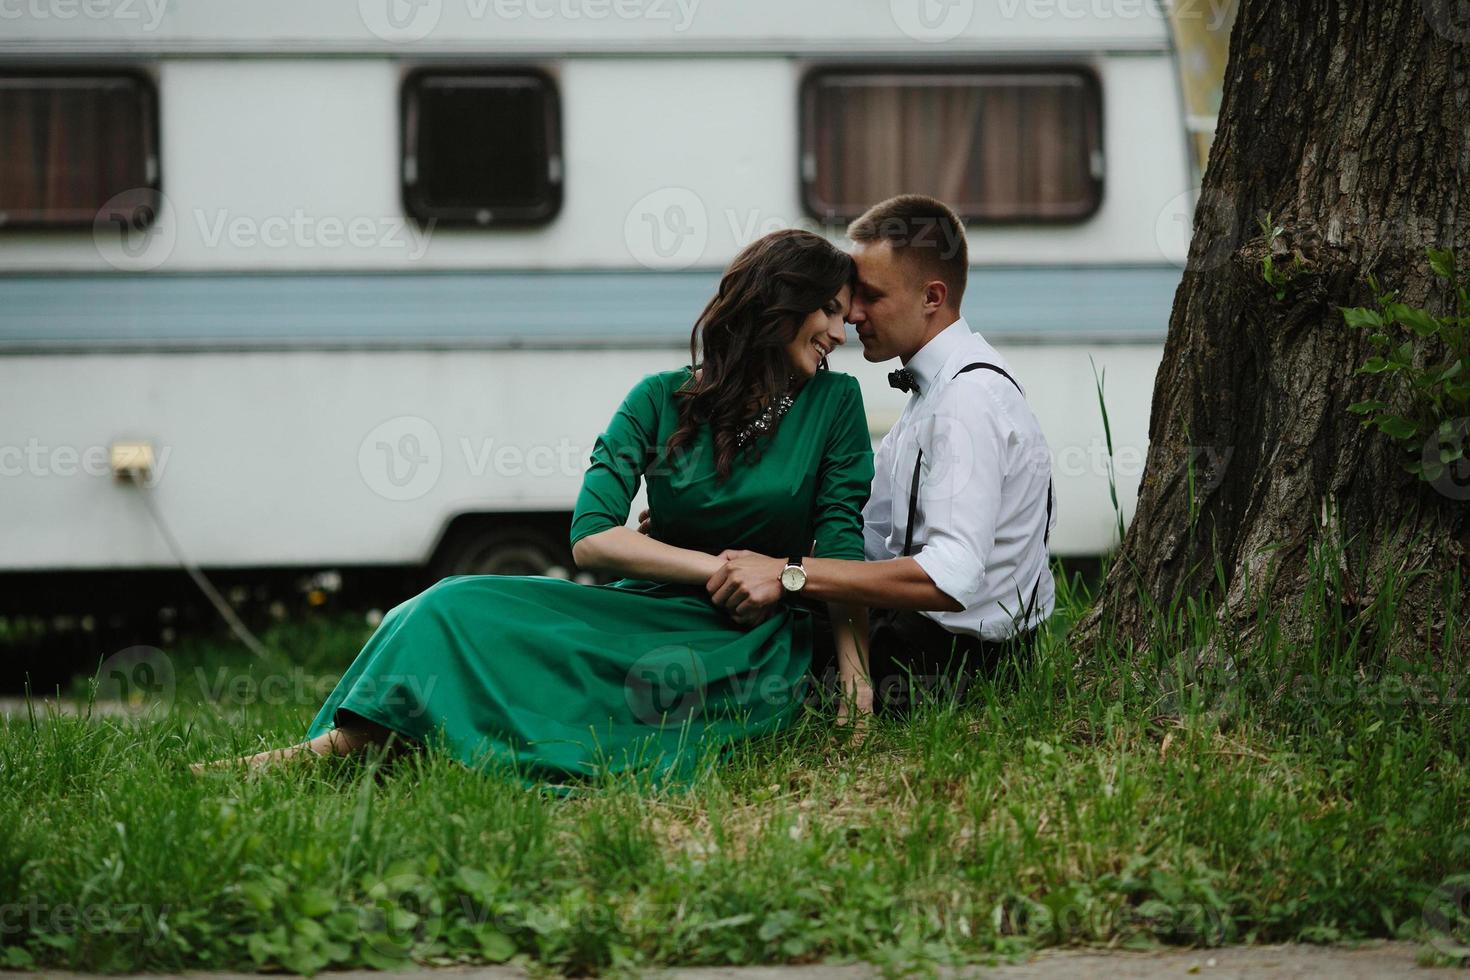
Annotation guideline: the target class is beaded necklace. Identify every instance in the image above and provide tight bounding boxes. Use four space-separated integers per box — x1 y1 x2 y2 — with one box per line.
734 378 800 449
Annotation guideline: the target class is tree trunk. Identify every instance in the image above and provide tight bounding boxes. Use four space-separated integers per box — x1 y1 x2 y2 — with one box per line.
1074 0 1470 657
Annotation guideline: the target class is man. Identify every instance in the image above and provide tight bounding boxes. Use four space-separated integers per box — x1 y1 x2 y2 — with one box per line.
646 194 1056 717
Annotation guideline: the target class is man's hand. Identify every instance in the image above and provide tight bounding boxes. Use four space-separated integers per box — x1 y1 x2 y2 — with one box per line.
707 550 786 618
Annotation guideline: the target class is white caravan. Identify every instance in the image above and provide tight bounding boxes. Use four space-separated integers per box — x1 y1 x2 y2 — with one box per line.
0 1 1199 591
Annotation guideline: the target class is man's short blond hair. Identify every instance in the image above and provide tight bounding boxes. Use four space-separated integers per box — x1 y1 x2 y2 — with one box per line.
846 194 968 307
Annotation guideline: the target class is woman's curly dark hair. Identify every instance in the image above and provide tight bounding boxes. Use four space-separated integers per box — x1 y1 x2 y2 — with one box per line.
664 229 855 481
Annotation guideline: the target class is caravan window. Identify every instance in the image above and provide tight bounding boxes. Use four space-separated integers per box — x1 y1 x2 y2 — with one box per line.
0 73 159 229
402 70 563 226
801 68 1103 224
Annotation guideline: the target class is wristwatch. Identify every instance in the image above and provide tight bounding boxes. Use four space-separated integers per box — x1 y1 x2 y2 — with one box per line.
779 555 807 593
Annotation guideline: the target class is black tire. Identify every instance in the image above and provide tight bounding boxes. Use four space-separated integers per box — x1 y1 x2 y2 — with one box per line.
429 523 574 580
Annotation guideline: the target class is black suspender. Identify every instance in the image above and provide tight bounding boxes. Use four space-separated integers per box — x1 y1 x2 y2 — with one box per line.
901 446 925 558
952 361 1023 388
901 362 1054 630
948 361 1054 551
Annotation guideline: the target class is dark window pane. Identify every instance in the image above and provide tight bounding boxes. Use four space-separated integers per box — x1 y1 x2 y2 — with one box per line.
403 72 562 226
0 73 158 228
802 70 1103 224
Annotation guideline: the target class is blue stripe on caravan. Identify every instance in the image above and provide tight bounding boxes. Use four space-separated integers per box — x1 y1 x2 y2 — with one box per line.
0 267 1179 351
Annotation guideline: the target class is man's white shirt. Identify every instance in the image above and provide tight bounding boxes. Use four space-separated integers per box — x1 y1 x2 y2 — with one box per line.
862 317 1057 641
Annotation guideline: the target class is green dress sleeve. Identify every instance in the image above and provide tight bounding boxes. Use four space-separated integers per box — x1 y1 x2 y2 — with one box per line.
811 374 875 561
569 372 665 550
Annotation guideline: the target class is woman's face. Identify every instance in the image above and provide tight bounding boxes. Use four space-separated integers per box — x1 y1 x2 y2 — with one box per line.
784 283 852 379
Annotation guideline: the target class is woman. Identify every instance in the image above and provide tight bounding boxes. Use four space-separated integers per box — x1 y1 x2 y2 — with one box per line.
194 229 876 789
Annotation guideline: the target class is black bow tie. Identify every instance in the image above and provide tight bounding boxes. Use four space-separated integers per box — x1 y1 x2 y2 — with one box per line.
888 368 919 394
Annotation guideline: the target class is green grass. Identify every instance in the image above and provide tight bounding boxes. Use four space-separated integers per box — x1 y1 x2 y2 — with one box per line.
3 551 1469 977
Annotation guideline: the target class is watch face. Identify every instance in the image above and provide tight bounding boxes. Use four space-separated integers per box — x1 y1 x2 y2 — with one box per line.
781 565 806 591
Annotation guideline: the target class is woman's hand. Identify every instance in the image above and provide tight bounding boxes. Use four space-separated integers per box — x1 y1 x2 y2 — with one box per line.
707 551 786 617
829 603 873 744
834 678 874 743
727 603 774 629
629 516 776 629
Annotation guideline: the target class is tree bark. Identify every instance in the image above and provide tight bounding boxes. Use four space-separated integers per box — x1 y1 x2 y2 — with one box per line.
1074 0 1470 658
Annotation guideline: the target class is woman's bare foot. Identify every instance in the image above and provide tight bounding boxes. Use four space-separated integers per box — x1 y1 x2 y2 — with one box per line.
188 743 315 775
189 721 412 775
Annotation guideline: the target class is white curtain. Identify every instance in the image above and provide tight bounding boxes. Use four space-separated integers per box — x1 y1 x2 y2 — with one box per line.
808 73 1099 221
0 78 149 225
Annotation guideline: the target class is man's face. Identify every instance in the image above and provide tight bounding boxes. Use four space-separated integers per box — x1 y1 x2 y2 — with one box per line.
848 240 930 363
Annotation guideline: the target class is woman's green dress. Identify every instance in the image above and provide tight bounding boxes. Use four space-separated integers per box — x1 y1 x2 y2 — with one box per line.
304 365 874 790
